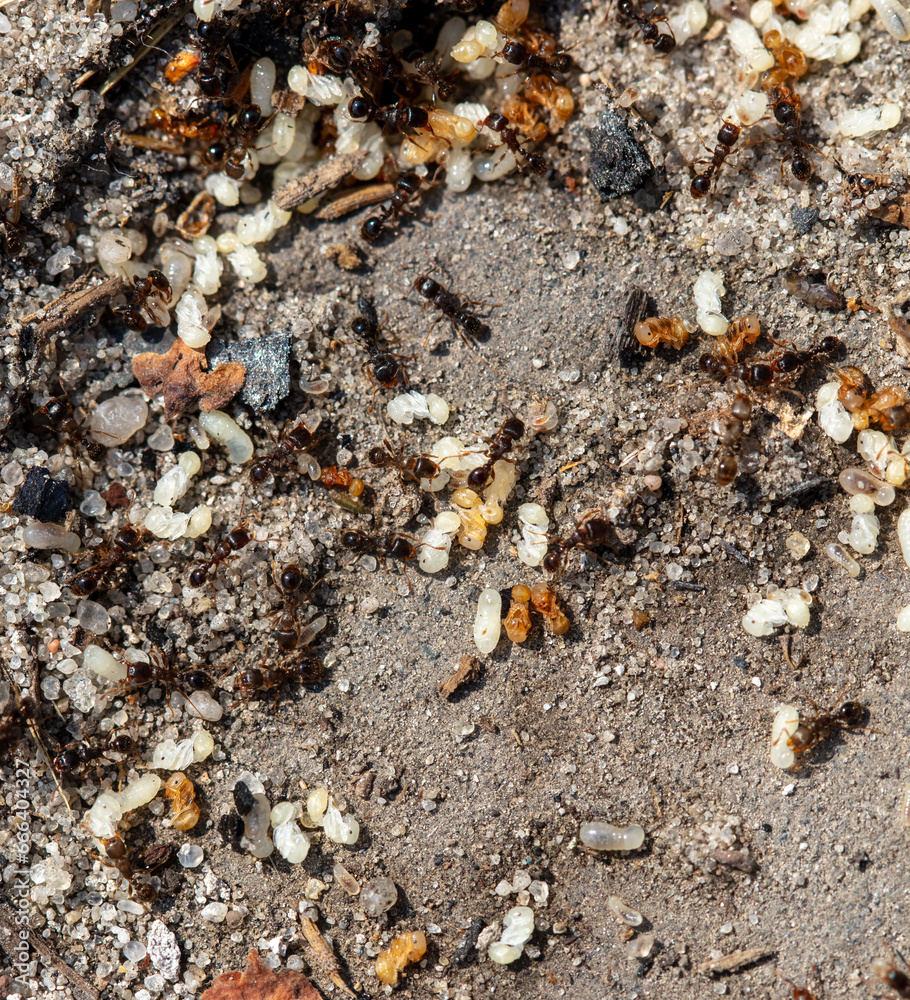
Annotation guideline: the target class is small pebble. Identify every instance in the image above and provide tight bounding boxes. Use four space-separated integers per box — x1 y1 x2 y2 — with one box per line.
90 393 149 446
361 877 397 917
177 845 204 868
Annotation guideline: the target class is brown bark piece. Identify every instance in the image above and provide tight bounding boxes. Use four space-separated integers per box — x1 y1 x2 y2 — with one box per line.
697 947 774 975
201 950 321 1000
869 194 910 227
132 338 245 420
272 151 369 212
315 184 395 220
438 655 483 698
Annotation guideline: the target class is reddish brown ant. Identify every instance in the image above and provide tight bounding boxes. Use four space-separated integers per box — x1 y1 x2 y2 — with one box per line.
232 650 324 707
873 952 910 998
187 513 254 588
95 833 174 906
698 335 840 390
147 107 222 143
413 267 489 351
466 415 525 490
481 112 547 174
351 296 410 405
248 416 317 486
691 117 744 199
38 394 107 462
268 563 327 652
68 523 148 598
399 47 456 101
53 732 135 777
361 171 425 242
118 269 172 332
120 646 214 699
616 0 676 53
766 85 812 182
543 511 621 575
709 391 754 487
367 437 442 488
781 691 871 762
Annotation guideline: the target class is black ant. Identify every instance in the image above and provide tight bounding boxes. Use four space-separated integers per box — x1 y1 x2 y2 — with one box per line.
53 732 135 777
543 511 621 575
351 297 409 405
210 104 269 180
616 0 676 53
269 563 325 652
68 523 148 598
338 528 426 584
120 646 213 699
691 118 744 199
466 416 525 489
232 651 324 707
481 112 547 174
367 437 442 487
499 38 571 74
399 47 455 101
767 85 812 181
39 394 107 462
698 335 840 390
361 172 424 242
348 94 430 135
195 17 229 99
95 833 174 906
413 268 489 351
1 169 26 257
249 417 316 485
187 514 254 587
118 269 172 332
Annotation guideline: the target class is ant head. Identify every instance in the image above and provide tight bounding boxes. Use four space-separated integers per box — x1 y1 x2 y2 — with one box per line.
348 95 372 120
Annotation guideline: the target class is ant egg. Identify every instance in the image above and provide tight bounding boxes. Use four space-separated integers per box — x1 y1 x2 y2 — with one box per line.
376 930 427 985
816 382 854 443
198 410 254 465
22 522 81 553
742 598 789 637
897 510 910 569
770 703 800 769
83 644 128 682
474 588 502 654
825 541 862 578
607 895 644 927
517 503 550 567
693 270 729 336
322 798 360 845
579 821 645 851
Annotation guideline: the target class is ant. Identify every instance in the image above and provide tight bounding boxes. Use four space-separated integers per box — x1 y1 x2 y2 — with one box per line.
188 515 255 588
95 833 174 906
147 107 222 143
368 437 442 487
249 417 316 485
361 172 424 242
53 732 134 777
481 112 547 174
767 85 812 181
348 94 430 135
873 952 910 998
209 104 269 180
232 651 324 707
775 689 871 763
120 646 213 699
338 527 424 580
710 391 754 487
691 117 745 199
118 269 172 332
466 415 525 489
775 967 820 1000
413 267 489 351
1 169 26 257
698 335 839 390
543 511 621 575
0 666 43 764
38 394 107 462
399 47 456 101
499 38 571 75
616 0 676 53
269 563 324 652
351 297 410 404
69 523 148 598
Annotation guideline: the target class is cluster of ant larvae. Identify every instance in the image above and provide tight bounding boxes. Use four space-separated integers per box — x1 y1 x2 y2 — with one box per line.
693 270 728 336
386 390 450 427
87 774 162 838
199 410 254 465
375 930 427 985
751 0 861 65
579 821 646 852
770 703 801 769
150 730 215 770
418 511 461 573
488 906 535 966
144 451 212 541
165 772 201 831
742 587 812 637
517 503 549 567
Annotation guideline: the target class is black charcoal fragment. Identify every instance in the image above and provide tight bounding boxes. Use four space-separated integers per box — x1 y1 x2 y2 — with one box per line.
12 467 74 523
589 103 654 200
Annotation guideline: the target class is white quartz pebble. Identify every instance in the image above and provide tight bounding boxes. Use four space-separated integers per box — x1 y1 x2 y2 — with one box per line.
90 393 148 446
183 689 223 722
83 644 128 682
198 410 253 464
474 588 502 654
770 703 800 769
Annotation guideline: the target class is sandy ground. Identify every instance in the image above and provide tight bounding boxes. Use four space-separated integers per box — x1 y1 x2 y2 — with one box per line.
2 1 910 999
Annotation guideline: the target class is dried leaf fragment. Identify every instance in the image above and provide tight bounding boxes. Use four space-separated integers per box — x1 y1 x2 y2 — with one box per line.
868 194 910 227
132 337 245 420
438 654 482 698
201 950 321 1000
